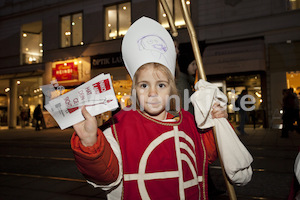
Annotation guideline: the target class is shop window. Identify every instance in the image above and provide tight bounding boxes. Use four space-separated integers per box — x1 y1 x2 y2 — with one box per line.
287 0 300 10
286 71 300 95
61 12 83 48
21 21 43 65
16 77 43 127
225 74 265 126
158 0 191 29
0 92 8 126
105 2 131 40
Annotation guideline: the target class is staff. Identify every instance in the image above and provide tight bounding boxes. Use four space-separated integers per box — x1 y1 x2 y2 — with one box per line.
158 0 237 199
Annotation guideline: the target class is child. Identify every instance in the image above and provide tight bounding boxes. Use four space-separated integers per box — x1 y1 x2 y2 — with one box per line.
71 17 227 199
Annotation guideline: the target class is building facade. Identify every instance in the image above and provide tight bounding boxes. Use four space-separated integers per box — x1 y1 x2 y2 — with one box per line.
0 0 299 128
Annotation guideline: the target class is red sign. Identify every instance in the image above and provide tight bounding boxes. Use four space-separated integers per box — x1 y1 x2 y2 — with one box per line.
53 62 78 81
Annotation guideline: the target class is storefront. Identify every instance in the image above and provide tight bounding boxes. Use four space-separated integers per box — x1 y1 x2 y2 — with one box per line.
0 76 43 128
268 41 300 128
38 53 131 128
224 73 266 127
91 52 132 125
42 57 91 128
287 71 300 95
0 94 8 126
203 38 267 127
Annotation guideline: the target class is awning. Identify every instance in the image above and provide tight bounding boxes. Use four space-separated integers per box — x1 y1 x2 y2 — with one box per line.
0 63 44 80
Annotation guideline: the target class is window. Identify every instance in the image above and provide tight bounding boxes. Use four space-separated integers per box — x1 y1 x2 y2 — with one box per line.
61 12 83 48
286 71 300 95
158 0 191 29
21 21 43 65
287 0 300 10
105 2 131 40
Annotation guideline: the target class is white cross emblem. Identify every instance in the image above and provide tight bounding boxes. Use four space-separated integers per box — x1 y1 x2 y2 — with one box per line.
124 126 202 199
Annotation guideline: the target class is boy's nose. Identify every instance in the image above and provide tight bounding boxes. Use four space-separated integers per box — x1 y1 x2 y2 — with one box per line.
148 87 158 97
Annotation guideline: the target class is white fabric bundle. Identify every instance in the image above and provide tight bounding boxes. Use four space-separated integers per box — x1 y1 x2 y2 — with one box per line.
190 79 253 186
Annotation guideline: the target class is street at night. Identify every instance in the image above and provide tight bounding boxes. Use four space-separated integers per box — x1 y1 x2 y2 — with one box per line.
0 0 300 199
0 126 299 200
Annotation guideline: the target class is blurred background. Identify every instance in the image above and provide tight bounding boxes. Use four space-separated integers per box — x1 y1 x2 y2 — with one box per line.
0 0 299 130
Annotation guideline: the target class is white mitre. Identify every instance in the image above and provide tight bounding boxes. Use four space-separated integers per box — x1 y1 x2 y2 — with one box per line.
121 16 176 79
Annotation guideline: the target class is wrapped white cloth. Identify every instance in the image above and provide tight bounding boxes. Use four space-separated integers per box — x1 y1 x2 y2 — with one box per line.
190 79 253 186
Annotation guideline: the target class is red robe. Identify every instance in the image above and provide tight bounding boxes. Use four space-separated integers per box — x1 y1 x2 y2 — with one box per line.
71 109 217 200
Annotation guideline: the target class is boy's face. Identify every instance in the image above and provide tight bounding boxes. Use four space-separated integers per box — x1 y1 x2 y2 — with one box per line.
135 63 171 120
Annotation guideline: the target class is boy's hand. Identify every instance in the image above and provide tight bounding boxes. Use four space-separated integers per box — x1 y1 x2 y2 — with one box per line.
211 102 228 119
73 106 98 147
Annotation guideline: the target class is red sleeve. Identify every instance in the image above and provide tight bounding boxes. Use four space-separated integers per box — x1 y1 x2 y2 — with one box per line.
71 128 119 185
201 128 218 164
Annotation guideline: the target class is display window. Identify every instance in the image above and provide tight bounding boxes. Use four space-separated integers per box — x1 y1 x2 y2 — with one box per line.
286 71 300 96
224 74 265 127
17 77 43 128
91 65 132 125
287 0 300 10
0 93 8 126
0 77 43 127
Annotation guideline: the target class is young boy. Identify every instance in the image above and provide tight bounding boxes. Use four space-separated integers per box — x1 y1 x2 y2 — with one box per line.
71 16 227 199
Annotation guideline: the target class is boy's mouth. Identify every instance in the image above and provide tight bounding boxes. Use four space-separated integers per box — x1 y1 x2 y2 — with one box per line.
146 101 162 107
147 102 161 105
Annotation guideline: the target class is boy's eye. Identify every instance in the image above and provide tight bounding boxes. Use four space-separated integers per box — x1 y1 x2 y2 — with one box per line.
140 83 148 88
158 83 166 88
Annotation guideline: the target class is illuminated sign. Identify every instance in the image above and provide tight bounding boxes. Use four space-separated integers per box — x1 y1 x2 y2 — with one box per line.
53 62 79 81
91 52 124 68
